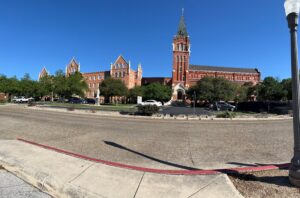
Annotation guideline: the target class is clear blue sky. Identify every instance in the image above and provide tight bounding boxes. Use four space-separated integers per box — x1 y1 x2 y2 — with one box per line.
0 0 293 80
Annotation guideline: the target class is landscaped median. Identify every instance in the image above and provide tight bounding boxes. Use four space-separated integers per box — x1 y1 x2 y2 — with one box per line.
24 103 293 121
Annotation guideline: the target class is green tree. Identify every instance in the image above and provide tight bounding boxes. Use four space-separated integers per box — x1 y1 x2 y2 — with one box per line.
128 86 144 103
187 77 237 102
53 70 68 98
281 78 292 100
99 78 128 103
19 73 40 98
142 82 172 102
66 71 88 98
235 82 254 102
257 77 285 101
39 74 54 101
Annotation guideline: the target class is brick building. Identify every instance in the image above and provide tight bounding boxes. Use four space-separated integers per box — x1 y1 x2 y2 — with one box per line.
38 12 260 101
66 55 142 98
39 56 142 99
38 67 49 81
142 13 261 100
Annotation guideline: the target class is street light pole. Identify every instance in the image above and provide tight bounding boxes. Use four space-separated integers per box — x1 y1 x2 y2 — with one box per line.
285 0 300 186
193 91 196 116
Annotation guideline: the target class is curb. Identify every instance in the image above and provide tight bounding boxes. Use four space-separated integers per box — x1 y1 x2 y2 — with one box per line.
18 138 290 175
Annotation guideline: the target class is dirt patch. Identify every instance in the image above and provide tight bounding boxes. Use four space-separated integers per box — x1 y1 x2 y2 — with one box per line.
228 169 300 198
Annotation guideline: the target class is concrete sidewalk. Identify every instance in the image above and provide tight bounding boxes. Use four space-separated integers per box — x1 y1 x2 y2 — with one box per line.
0 140 243 198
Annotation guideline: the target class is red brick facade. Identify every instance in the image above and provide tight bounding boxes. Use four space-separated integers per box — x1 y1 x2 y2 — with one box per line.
142 77 172 86
64 55 142 98
141 13 261 100
38 67 49 81
66 58 80 77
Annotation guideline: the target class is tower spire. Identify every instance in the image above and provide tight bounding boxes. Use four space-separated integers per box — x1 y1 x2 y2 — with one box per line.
177 9 188 37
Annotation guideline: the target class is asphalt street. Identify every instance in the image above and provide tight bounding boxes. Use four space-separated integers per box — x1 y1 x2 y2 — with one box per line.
0 169 51 198
0 105 294 170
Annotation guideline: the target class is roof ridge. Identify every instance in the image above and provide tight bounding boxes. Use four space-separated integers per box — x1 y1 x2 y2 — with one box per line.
189 64 256 70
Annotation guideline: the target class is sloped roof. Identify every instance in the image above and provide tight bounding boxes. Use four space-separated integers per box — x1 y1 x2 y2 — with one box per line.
189 64 260 74
114 55 128 65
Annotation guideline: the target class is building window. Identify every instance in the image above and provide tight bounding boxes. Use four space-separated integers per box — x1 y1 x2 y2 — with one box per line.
123 72 126 77
89 83 91 88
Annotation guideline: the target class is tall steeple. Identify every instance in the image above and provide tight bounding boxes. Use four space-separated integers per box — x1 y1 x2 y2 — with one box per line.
177 8 188 37
172 8 191 92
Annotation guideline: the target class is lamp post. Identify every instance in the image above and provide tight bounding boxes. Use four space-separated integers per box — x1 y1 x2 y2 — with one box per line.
193 91 196 116
285 0 300 186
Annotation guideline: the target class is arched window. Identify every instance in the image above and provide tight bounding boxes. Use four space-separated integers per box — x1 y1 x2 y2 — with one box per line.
177 56 179 62
123 72 126 77
115 72 118 78
177 44 179 51
184 56 186 62
119 72 122 78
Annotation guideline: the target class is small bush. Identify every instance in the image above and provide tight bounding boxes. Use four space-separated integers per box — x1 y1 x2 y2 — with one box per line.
27 101 36 107
216 111 236 118
0 99 7 104
138 105 159 116
90 109 97 113
67 105 75 111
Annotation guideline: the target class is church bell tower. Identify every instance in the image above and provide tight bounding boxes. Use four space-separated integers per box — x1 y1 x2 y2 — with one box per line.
172 10 190 89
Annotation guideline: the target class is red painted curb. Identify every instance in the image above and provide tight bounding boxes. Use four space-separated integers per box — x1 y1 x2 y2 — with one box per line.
17 138 290 175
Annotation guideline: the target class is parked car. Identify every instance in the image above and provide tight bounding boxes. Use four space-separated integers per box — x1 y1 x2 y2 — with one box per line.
68 97 86 104
85 98 96 104
141 100 162 107
212 101 236 111
13 96 33 103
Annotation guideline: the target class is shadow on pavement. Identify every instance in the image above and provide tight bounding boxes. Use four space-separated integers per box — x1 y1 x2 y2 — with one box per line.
103 140 200 170
228 172 293 188
227 162 293 187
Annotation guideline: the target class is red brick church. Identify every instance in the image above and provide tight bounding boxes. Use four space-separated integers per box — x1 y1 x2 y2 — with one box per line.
143 13 261 100
39 12 260 101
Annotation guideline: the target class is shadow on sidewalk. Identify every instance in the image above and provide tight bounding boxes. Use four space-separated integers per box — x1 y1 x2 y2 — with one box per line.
103 140 199 170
